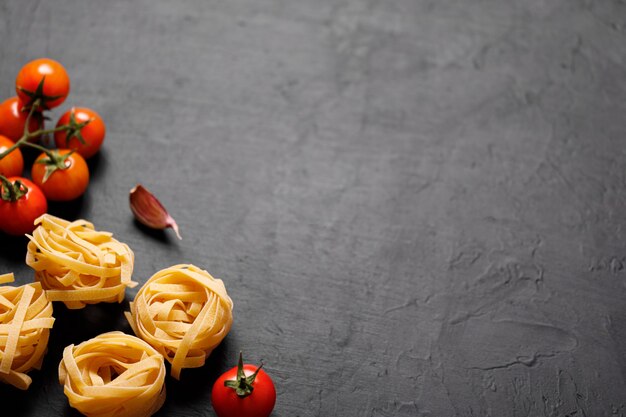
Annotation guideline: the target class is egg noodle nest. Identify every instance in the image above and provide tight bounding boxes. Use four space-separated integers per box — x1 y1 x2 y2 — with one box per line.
126 264 233 379
0 273 54 390
26 214 136 309
59 331 166 417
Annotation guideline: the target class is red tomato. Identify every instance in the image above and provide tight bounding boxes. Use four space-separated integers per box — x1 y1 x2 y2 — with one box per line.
0 177 47 235
0 96 42 142
212 354 276 417
16 58 70 110
31 150 89 201
0 135 24 177
54 107 106 159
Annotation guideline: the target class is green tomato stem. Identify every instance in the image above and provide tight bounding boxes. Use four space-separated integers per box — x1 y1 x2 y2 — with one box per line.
0 175 28 202
22 141 51 154
0 98 92 160
223 352 264 398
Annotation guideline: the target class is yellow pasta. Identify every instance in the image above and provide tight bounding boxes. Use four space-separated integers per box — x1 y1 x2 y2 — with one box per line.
59 331 166 417
0 273 55 390
26 214 136 309
125 264 233 379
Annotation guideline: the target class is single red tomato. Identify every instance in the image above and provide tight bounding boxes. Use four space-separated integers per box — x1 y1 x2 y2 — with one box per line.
0 96 42 142
31 149 89 201
16 58 70 110
0 176 47 235
0 135 24 177
54 107 106 159
212 353 276 417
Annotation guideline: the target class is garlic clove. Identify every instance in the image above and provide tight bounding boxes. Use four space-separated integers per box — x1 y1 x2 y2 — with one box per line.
129 184 182 240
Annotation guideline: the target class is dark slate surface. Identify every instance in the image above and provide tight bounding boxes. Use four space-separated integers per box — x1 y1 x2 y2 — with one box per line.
1 0 626 415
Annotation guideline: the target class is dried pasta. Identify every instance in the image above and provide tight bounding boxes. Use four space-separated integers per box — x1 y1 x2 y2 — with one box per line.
59 331 166 417
26 214 136 309
125 264 233 379
0 273 55 390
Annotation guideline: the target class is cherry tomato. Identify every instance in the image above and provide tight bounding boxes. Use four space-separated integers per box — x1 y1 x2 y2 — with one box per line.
31 150 89 201
0 177 47 235
54 107 106 159
0 135 24 177
16 58 70 110
212 353 276 417
0 96 42 142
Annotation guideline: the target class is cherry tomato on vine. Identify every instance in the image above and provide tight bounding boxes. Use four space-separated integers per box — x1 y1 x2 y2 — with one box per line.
0 135 24 177
16 58 70 110
0 96 42 142
31 149 89 201
54 107 106 159
0 176 47 236
212 353 276 417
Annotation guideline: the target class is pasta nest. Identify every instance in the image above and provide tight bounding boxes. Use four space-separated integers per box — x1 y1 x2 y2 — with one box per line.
26 214 136 309
0 273 55 390
59 331 166 417
126 264 233 379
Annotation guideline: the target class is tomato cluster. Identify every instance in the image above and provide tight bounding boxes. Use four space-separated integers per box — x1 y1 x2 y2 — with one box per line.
0 58 106 235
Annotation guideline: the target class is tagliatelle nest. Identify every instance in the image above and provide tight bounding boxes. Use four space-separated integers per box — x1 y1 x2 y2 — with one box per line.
0 273 55 390
26 214 136 309
59 331 166 417
125 264 233 379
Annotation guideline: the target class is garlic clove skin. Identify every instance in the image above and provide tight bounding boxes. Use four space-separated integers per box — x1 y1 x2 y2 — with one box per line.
129 184 182 240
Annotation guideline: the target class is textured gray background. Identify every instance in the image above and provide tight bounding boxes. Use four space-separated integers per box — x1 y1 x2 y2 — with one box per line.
1 0 626 416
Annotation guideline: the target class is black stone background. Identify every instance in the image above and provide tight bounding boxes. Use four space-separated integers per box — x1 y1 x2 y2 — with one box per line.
1 0 626 416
